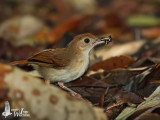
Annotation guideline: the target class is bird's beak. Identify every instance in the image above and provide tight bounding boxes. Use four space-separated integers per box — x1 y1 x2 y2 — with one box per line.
94 35 112 46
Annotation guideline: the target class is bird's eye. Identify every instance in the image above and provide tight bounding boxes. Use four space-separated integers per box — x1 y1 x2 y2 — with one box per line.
84 38 90 43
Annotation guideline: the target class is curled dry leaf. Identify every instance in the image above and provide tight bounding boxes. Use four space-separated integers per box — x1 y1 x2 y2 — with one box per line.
116 85 160 120
103 88 143 120
135 63 160 97
105 88 143 105
123 67 154 92
89 55 135 71
0 63 107 120
133 105 160 120
103 66 149 85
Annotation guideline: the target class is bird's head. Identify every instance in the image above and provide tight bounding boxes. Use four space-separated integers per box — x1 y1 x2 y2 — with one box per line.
68 33 112 54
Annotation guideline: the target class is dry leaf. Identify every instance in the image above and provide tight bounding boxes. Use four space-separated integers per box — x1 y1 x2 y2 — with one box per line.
89 55 134 71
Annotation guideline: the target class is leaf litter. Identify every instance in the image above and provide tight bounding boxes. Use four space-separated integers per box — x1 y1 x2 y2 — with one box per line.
0 0 160 120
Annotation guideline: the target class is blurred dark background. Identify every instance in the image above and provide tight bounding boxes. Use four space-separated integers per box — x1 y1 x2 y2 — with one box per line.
0 0 160 62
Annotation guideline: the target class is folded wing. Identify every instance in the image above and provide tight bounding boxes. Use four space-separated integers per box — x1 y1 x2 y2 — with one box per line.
27 49 70 68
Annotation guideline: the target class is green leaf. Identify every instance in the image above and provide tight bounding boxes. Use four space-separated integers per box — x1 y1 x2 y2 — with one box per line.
127 15 160 27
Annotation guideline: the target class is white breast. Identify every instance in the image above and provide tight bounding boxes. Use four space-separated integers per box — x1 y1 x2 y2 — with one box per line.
38 55 89 83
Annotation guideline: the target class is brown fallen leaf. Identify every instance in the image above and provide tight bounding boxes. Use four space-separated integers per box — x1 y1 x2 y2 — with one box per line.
136 63 160 97
142 27 160 38
66 76 109 104
104 88 143 119
105 88 143 105
116 85 160 120
105 103 126 120
88 63 160 98
89 55 135 71
130 57 160 68
132 105 160 120
132 39 160 59
67 76 108 87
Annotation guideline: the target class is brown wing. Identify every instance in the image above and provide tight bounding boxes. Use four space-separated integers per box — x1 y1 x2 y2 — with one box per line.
27 49 70 68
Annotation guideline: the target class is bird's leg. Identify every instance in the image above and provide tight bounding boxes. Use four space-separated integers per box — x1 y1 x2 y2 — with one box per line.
45 79 50 84
58 82 82 98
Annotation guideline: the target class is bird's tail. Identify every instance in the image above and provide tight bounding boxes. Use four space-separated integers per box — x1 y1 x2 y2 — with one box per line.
10 60 28 65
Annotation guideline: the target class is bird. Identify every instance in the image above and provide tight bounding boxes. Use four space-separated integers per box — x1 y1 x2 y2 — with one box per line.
11 33 112 97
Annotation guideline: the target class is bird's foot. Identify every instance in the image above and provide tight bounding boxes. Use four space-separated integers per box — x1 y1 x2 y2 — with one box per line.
58 82 82 98
45 79 50 84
